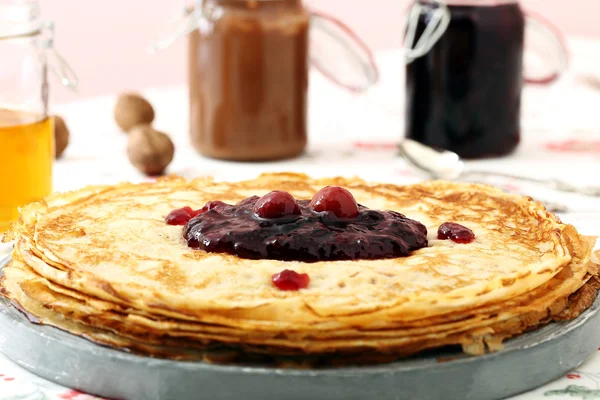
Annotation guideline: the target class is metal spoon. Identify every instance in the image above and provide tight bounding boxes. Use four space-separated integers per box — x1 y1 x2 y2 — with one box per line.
398 139 600 197
398 139 465 180
398 139 591 212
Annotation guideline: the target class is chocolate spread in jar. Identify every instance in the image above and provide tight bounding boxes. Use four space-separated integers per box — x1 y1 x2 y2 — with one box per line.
188 0 309 161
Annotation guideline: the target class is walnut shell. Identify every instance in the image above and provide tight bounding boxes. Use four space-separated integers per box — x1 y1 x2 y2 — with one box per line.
126 124 174 176
53 115 69 158
114 93 155 132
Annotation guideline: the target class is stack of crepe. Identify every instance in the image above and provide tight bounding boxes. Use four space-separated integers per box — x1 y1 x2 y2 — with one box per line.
1 173 599 366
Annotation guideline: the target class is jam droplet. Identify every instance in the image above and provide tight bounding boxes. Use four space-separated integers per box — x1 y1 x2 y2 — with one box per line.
165 207 194 226
253 191 301 219
272 269 310 291
437 222 475 244
310 186 360 218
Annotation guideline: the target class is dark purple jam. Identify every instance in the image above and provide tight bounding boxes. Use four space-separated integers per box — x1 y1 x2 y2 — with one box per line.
405 2 525 158
182 196 428 262
437 222 475 244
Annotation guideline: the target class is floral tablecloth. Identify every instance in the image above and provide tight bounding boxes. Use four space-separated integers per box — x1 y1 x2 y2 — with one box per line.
2 37 600 400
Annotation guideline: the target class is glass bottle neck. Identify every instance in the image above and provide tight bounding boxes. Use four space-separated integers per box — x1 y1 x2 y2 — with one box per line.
0 0 42 39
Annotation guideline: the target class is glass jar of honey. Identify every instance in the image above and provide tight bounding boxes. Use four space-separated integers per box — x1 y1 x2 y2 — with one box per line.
151 0 378 161
0 0 77 232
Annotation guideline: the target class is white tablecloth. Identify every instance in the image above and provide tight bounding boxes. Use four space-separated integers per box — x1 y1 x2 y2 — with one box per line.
1 37 600 400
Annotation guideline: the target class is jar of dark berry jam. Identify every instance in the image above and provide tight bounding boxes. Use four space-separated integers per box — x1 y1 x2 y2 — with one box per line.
404 0 568 159
151 0 378 161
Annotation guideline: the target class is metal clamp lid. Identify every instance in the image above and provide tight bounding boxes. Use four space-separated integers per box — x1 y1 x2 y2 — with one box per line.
403 0 451 64
402 0 569 84
0 1 78 91
40 21 78 91
149 0 381 93
148 2 199 54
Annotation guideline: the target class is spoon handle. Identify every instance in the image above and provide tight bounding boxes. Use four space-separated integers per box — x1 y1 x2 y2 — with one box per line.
462 171 600 197
552 181 600 197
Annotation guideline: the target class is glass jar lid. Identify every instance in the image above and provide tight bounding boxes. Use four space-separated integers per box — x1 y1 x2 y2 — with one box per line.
425 0 517 4
309 12 378 92
0 0 42 38
150 1 380 93
405 0 569 84
0 0 78 90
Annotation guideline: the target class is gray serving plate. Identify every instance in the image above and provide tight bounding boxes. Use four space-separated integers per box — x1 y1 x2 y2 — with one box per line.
1 256 599 400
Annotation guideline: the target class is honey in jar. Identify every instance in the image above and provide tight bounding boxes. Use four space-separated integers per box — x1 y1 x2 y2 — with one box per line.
0 109 53 232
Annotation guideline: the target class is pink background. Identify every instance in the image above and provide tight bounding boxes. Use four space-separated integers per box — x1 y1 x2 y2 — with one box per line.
42 0 595 103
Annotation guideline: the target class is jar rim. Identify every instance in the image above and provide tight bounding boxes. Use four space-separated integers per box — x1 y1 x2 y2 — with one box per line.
202 0 302 5
203 0 299 2
0 0 42 39
420 0 518 5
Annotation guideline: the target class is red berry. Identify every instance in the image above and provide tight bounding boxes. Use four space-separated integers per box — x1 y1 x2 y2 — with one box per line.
165 207 194 225
437 222 475 244
195 200 227 216
310 186 359 218
272 269 310 291
253 191 301 219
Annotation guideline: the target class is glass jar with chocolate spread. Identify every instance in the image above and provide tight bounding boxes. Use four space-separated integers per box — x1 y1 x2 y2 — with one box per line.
189 0 308 161
151 0 378 162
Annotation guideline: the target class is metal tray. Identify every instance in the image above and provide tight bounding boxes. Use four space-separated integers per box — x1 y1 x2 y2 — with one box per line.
1 257 599 400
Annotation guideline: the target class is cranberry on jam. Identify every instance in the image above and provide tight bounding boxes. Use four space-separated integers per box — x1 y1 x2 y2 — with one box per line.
183 188 428 262
272 269 310 291
310 186 359 218
197 200 227 215
165 207 195 226
253 191 301 219
438 222 475 244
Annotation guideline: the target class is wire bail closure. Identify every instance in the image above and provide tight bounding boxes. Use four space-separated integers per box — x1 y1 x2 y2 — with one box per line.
40 21 78 91
152 0 450 64
148 0 204 54
404 0 451 64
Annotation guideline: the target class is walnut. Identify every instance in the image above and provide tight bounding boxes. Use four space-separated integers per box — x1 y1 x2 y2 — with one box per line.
53 115 69 158
114 93 155 132
126 124 174 176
